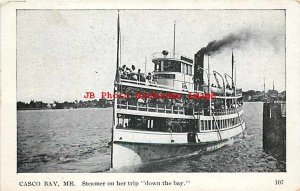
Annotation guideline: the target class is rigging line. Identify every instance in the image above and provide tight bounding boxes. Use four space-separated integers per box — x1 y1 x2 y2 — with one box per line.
237 112 244 131
192 113 201 143
169 128 174 143
212 114 222 141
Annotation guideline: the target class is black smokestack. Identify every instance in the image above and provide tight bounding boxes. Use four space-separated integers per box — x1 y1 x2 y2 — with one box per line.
194 48 205 90
194 30 253 90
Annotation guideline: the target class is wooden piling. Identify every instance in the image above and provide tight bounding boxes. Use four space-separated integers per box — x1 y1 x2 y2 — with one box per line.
263 102 286 162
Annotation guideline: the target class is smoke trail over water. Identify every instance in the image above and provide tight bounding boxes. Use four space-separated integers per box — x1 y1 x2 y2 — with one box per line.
199 28 283 55
201 29 253 55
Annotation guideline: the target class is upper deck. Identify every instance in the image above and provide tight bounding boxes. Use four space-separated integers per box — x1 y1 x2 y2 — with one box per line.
117 50 242 98
152 52 194 65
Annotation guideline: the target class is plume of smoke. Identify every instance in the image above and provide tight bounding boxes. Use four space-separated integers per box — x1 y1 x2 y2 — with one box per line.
201 29 253 55
198 28 284 56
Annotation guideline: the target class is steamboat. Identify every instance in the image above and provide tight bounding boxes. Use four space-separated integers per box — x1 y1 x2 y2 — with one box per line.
110 13 246 169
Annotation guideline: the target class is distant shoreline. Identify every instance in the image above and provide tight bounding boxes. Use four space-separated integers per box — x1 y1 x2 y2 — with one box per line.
17 107 112 111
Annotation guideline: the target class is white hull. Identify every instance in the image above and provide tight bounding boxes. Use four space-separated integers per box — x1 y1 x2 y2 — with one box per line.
112 121 246 169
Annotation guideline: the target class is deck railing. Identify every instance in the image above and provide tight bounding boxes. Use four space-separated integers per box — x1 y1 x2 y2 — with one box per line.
120 76 193 92
117 101 185 115
117 100 242 116
212 107 243 116
120 77 242 97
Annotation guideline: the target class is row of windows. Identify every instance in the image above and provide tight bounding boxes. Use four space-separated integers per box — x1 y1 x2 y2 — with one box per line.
116 115 195 132
154 60 193 75
200 115 243 131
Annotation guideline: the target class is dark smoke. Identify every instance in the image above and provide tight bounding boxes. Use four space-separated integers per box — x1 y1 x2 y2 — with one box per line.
200 29 253 55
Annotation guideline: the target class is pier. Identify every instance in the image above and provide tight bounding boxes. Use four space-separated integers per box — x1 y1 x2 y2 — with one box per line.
263 102 286 162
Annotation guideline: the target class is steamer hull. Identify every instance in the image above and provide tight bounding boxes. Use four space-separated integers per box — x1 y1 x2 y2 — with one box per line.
112 121 246 169
110 14 245 170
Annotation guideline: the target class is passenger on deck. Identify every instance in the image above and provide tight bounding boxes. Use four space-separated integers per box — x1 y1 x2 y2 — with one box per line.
128 65 138 81
146 72 152 84
120 65 127 79
131 65 136 72
125 67 132 75
137 69 141 81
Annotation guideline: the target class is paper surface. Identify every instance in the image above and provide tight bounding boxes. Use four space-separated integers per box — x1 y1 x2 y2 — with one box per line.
1 0 300 190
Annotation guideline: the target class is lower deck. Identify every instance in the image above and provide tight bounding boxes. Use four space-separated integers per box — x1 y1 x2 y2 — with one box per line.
113 120 246 144
116 109 244 133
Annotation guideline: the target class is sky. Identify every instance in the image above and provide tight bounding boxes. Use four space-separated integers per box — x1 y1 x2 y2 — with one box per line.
17 10 285 103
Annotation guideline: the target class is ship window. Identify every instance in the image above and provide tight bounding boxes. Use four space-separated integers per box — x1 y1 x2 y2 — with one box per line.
181 63 185 74
201 120 204 131
208 120 211 130
117 117 129 128
154 74 175 79
188 65 192 75
148 120 153 129
163 61 181 72
155 61 162 71
185 64 189 75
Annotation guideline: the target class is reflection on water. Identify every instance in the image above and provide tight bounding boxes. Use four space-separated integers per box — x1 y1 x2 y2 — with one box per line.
17 102 285 173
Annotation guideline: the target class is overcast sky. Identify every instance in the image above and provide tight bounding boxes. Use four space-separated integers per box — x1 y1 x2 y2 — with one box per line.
17 10 285 103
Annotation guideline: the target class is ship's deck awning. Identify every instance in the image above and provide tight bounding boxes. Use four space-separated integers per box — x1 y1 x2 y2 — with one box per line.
118 80 242 99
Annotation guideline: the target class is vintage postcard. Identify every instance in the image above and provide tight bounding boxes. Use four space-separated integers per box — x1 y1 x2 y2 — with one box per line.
1 0 300 190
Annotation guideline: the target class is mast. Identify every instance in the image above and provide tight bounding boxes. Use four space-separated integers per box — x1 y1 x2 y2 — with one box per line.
208 55 211 115
234 55 237 107
111 10 121 169
173 21 176 58
232 49 234 88
144 57 147 73
264 77 266 96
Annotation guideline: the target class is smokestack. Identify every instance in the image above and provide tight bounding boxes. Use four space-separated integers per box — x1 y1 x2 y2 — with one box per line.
194 48 205 90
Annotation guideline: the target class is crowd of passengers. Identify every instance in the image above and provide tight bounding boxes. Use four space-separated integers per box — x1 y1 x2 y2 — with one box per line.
210 83 234 91
119 64 156 84
119 64 235 91
119 94 243 115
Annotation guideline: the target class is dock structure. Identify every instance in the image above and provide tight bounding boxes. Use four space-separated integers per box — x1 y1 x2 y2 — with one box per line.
263 102 286 162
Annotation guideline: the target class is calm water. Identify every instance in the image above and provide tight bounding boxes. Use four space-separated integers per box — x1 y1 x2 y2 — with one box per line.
17 102 285 173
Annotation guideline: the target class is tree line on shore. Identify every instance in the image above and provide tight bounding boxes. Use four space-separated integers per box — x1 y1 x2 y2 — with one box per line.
17 99 113 110
242 89 286 102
